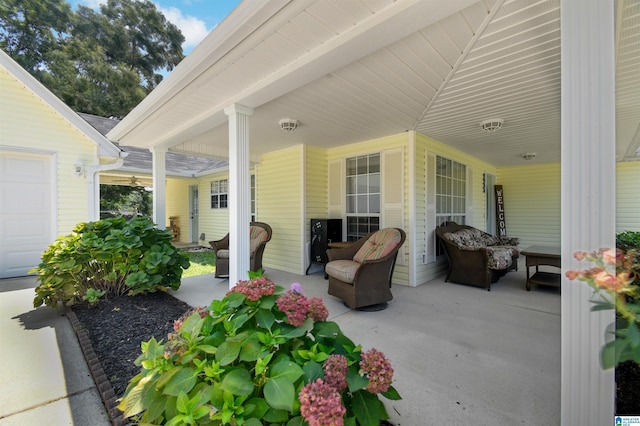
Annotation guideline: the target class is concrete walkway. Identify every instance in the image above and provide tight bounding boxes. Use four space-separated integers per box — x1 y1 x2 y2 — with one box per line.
0 261 561 425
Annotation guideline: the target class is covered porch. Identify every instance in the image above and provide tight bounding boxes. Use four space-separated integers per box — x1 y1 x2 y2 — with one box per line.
0 261 560 425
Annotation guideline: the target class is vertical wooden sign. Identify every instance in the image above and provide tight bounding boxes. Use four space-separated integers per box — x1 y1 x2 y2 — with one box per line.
495 185 507 237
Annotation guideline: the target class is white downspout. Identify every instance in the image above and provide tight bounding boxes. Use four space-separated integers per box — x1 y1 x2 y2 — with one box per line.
87 154 128 221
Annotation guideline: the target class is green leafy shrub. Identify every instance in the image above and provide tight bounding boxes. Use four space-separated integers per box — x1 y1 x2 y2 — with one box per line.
118 279 401 425
617 231 640 253
32 217 190 308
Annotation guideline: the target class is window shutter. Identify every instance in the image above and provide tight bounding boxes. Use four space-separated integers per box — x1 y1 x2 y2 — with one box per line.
466 166 474 226
382 148 405 265
426 152 436 263
328 159 343 218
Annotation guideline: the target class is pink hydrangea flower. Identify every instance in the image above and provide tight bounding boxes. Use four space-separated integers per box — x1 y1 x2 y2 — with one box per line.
323 354 348 392
227 277 276 301
308 297 329 322
290 282 303 293
299 379 346 426
360 348 394 394
276 291 310 327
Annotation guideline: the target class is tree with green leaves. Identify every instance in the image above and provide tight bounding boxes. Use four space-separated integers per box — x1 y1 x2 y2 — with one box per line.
0 0 185 117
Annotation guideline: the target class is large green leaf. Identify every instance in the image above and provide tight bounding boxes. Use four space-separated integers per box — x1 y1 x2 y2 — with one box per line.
351 389 384 426
270 357 304 383
163 367 197 396
256 309 275 330
221 368 255 396
347 367 369 393
216 333 248 366
264 377 296 411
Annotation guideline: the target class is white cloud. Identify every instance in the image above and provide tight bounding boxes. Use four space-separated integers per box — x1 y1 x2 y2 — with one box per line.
158 6 210 51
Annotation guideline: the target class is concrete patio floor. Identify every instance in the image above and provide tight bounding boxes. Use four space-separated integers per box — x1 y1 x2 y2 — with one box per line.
0 259 560 425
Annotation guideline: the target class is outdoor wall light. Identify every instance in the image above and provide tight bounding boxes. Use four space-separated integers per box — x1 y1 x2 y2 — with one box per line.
279 118 298 133
73 160 85 177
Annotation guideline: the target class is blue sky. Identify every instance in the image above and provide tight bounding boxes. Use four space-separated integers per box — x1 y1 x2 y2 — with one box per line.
67 0 242 54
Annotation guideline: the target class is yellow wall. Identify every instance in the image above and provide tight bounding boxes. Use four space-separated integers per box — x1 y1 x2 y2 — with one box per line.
326 133 410 284
166 178 197 242
414 133 497 285
1 66 97 238
496 163 562 247
617 161 640 232
257 146 304 274
196 170 232 244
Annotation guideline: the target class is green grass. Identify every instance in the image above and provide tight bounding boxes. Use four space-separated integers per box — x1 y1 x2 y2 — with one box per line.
182 251 216 278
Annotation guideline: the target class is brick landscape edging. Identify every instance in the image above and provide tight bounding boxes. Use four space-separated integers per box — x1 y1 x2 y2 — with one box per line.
65 306 129 426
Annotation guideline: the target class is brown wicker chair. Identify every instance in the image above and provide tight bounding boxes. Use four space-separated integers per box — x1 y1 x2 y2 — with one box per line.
209 222 272 278
435 222 519 291
326 228 406 310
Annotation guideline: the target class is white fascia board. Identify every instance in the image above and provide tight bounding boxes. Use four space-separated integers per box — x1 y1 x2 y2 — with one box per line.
0 50 124 159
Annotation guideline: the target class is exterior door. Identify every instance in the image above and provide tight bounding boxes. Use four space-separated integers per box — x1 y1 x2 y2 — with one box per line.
0 151 54 278
189 185 199 243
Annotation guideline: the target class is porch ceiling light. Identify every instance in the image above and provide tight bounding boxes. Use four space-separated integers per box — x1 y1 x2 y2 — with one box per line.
480 119 503 133
279 118 298 133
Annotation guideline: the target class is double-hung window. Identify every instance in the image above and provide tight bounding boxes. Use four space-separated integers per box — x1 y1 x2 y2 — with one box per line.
210 179 228 209
435 156 466 227
346 154 380 240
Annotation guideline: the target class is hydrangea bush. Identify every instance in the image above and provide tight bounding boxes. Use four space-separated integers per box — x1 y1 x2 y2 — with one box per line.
566 247 640 369
118 278 401 425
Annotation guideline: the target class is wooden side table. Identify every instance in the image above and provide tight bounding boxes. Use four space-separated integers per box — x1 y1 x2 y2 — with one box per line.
521 245 561 291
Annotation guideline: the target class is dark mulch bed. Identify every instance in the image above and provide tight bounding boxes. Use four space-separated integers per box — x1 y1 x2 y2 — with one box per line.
71 292 640 420
71 291 194 397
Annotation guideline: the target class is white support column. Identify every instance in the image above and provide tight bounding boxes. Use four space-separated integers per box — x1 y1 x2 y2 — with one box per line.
151 148 167 229
225 104 253 288
561 0 615 424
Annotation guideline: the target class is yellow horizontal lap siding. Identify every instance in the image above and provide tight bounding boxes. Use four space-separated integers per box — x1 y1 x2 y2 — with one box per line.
198 172 230 243
616 161 640 232
166 178 195 242
257 146 304 274
415 133 497 285
1 67 95 238
304 146 329 269
496 163 561 247
327 134 411 286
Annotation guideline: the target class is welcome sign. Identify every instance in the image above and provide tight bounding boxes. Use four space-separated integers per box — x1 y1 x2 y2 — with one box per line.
495 185 507 237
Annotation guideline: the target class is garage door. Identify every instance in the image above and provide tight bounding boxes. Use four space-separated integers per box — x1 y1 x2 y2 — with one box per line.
0 151 54 278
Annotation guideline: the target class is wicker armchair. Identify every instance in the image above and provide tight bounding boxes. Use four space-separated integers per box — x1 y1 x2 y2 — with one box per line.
326 228 406 310
435 222 519 291
209 222 272 278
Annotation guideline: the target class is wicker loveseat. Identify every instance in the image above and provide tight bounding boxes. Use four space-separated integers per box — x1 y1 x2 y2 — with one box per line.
326 228 406 310
435 222 519 291
209 222 272 278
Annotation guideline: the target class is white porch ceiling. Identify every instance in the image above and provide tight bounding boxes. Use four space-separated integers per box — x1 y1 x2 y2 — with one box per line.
108 0 640 167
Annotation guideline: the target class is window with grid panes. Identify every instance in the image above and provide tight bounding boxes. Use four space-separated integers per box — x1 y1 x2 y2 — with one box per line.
346 154 380 241
435 156 466 255
210 179 228 209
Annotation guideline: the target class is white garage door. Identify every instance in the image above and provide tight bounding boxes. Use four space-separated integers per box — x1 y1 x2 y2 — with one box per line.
0 151 54 278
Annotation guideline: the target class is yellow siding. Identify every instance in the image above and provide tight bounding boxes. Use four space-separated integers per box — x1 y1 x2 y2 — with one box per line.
166 178 196 242
197 171 231 243
304 145 329 257
257 146 304 274
327 133 411 285
414 133 498 285
1 67 96 238
497 163 561 247
616 161 640 232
